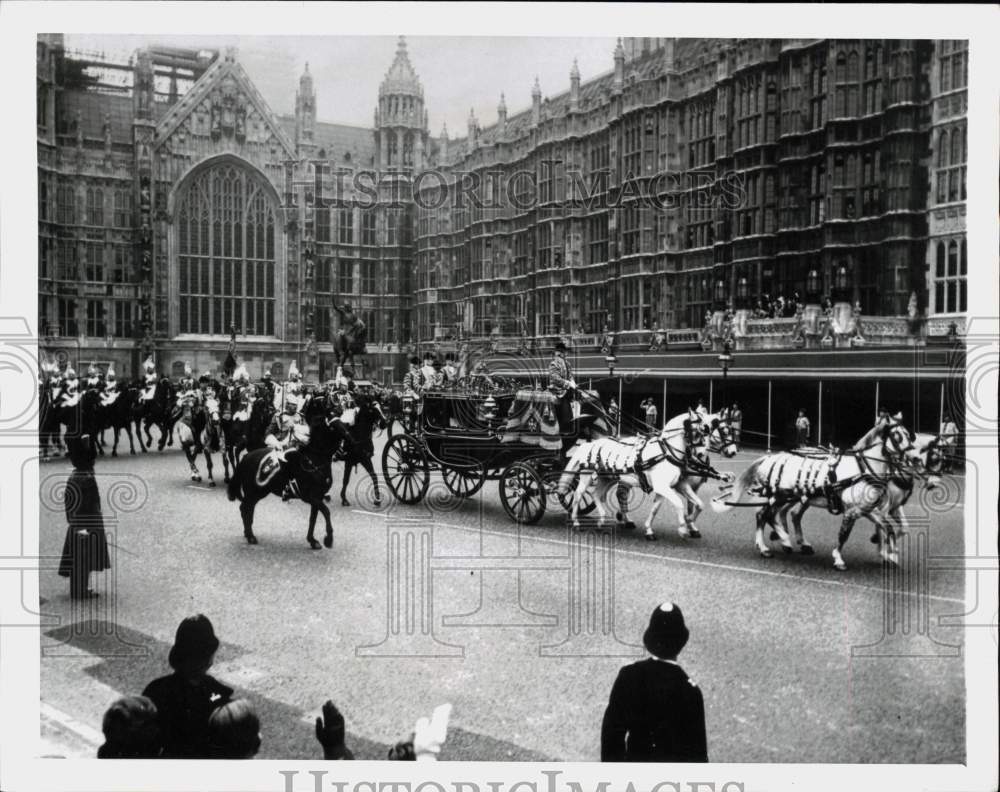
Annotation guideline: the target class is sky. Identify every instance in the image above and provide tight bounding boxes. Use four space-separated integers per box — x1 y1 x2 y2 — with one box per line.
63 34 619 135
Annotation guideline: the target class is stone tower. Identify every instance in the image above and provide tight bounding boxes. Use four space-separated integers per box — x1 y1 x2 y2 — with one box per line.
295 62 316 158
375 36 429 171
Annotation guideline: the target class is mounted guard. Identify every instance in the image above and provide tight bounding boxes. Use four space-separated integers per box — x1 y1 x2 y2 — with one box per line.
140 357 158 402
263 393 311 501
85 362 104 393
100 365 121 407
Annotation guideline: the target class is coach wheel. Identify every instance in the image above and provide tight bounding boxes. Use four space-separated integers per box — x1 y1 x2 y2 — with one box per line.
552 472 598 517
441 460 486 498
382 433 430 505
499 462 547 525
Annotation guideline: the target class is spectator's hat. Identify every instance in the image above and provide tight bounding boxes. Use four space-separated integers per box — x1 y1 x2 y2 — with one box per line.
168 614 220 673
106 365 116 381
409 356 420 365
643 601 689 658
263 370 272 380
553 340 568 352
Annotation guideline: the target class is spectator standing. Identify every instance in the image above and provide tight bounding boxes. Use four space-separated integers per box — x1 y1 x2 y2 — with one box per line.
601 602 707 762
644 398 659 430
142 615 234 758
729 403 742 448
208 699 261 759
58 435 111 599
795 409 811 447
939 414 959 472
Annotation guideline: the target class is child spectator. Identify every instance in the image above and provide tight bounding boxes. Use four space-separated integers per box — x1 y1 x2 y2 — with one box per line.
208 699 261 759
97 696 161 759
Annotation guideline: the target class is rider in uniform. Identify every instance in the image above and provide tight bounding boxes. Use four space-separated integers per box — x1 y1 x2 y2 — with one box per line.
61 365 81 408
100 365 121 408
442 353 458 385
85 363 104 394
265 394 310 501
259 370 277 410
140 357 158 403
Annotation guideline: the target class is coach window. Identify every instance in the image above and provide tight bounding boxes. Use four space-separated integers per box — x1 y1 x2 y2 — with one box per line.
175 161 277 336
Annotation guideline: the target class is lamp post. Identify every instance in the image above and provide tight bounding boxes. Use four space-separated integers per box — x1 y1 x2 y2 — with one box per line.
718 339 734 417
606 352 621 430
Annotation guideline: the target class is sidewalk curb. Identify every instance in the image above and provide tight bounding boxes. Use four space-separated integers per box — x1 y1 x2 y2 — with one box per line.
39 701 102 758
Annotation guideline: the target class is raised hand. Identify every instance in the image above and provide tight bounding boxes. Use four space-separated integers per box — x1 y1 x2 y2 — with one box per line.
315 700 352 760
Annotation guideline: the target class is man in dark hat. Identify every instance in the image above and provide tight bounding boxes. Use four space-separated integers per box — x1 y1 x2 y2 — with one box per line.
142 615 233 758
548 340 576 440
600 602 707 762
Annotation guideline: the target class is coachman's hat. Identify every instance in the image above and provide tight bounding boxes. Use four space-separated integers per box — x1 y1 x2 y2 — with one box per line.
168 614 220 673
642 602 690 659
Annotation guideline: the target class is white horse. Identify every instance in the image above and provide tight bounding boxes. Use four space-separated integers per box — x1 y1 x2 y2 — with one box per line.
558 411 737 541
766 432 944 563
176 392 223 486
711 420 925 569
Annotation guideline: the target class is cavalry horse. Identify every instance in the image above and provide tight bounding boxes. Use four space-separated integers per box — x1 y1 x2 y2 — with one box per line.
330 391 387 507
220 384 271 483
558 411 737 540
710 420 926 570
134 378 178 452
227 402 348 549
760 431 944 566
176 392 223 485
96 386 140 456
39 378 66 461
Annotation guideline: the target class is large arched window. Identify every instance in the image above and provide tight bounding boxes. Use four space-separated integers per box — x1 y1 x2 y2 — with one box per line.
176 163 276 335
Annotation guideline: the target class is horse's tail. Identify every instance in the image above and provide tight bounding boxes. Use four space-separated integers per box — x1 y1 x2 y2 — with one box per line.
227 470 242 502
711 457 762 513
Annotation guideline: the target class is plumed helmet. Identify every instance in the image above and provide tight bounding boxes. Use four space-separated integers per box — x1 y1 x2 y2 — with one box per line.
64 365 78 380
106 364 116 380
263 370 272 379
288 361 301 380
143 356 155 372
184 362 192 377
284 394 300 412
233 364 250 383
87 361 99 377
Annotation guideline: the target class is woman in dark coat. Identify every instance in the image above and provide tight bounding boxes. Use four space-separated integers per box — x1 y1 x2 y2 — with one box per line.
58 434 111 599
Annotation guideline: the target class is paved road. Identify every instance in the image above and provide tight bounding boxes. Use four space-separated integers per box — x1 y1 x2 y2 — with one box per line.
38 433 966 762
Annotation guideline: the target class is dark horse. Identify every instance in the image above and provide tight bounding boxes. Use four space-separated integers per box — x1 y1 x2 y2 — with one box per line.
39 379 65 461
220 386 271 484
133 378 178 452
96 387 139 456
227 406 348 549
333 393 386 507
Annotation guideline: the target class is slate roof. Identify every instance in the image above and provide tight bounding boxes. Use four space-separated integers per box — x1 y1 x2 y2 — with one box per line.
276 116 376 167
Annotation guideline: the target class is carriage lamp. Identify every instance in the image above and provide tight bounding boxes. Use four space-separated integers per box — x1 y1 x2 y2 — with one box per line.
737 276 749 307
714 279 726 307
806 269 821 299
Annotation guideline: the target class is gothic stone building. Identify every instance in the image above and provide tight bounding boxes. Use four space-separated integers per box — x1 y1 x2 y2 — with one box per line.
37 36 967 385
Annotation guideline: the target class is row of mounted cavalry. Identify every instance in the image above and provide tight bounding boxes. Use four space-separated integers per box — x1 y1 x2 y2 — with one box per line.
40 364 947 571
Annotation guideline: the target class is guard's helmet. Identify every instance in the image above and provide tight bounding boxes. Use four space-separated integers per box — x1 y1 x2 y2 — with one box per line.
284 395 299 414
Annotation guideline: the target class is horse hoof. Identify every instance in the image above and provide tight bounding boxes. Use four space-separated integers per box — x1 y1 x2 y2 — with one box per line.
760 549 773 558
130 450 136 455
111 451 118 457
687 527 702 539
309 539 322 550
782 544 794 554
208 481 216 488
245 534 258 545
678 528 690 539
323 495 332 503
800 544 814 556
834 561 847 571
341 498 350 507
621 521 636 531
645 532 658 542
869 533 880 544
224 477 230 484
373 497 382 507
769 530 779 541
324 533 333 549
